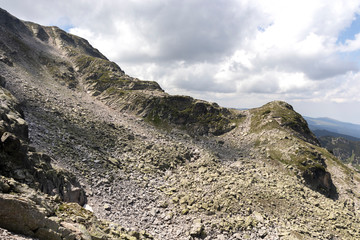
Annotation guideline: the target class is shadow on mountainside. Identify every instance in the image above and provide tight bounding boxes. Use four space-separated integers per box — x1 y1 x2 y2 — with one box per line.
303 166 338 200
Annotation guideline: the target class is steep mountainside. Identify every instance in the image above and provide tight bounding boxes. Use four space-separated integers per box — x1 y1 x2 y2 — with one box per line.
0 80 152 239
318 136 360 171
309 127 360 172
1 8 360 240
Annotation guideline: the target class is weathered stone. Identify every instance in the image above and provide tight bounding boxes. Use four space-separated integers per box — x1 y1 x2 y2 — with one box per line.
104 204 111 211
64 186 86 206
190 219 205 238
328 212 336 220
253 211 264 223
0 75 6 87
0 193 49 236
0 179 10 193
35 228 62 240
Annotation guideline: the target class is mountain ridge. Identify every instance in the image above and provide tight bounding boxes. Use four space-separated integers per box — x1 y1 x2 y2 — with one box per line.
1 8 360 240
305 116 360 139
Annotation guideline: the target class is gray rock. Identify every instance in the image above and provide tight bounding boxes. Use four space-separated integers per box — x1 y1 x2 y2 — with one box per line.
189 219 205 238
0 180 10 193
104 204 111 211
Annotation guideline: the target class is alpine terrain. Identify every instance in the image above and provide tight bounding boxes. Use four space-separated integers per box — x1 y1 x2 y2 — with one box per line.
1 8 360 240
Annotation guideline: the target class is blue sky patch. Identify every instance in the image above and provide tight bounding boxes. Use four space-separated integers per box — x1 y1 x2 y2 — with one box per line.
60 24 75 32
337 14 360 44
50 16 74 32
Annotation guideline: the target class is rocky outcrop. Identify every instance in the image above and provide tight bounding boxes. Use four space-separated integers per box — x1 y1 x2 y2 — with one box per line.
0 8 32 36
250 101 319 145
248 101 339 198
0 179 61 239
25 21 107 60
302 165 337 198
0 176 153 240
0 85 86 205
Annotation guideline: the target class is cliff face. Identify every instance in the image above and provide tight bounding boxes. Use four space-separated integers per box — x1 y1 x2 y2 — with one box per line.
1 8 360 240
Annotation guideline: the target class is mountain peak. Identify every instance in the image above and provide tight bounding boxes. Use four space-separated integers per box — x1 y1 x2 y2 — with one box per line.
0 8 31 34
251 100 319 145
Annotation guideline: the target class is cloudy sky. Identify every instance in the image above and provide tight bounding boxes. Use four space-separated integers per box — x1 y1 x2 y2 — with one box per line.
1 0 360 123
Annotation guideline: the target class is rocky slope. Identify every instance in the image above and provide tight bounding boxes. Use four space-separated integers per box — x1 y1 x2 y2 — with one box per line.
0 84 153 239
1 8 360 240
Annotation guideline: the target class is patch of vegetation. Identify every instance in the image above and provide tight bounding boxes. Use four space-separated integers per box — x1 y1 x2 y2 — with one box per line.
144 110 171 132
74 55 94 70
268 149 285 163
142 96 238 136
104 87 130 97
57 202 93 221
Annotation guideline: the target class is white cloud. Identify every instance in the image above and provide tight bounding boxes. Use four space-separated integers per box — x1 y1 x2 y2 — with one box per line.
339 33 360 52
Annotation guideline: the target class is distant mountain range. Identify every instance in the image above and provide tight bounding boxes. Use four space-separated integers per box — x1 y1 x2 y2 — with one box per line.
304 116 360 140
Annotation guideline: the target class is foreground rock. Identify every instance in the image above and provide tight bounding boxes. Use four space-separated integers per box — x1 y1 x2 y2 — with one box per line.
0 176 153 239
0 227 36 240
